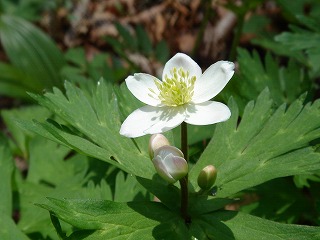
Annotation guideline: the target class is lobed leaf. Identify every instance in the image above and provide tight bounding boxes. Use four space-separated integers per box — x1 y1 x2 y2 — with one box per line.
39 198 189 240
223 48 310 110
190 89 320 197
17 80 154 179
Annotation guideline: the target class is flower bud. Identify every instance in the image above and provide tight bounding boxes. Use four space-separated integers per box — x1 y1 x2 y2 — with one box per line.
197 165 217 190
148 134 170 159
152 145 188 184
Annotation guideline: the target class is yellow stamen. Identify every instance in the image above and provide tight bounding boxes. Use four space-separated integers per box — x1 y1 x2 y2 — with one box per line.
150 67 196 106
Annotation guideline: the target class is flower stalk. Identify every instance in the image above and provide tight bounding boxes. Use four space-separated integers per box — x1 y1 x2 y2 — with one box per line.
180 122 190 224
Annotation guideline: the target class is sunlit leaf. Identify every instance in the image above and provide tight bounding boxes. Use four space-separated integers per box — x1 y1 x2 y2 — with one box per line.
190 89 320 197
17 80 155 179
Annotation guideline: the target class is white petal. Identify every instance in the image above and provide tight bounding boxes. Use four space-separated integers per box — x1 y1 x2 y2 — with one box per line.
125 73 162 106
144 106 186 135
119 105 186 138
153 156 176 183
185 101 231 125
162 53 202 81
192 61 234 103
164 155 188 179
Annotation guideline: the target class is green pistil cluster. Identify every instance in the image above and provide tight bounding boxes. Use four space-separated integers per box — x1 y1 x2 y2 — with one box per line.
151 67 196 106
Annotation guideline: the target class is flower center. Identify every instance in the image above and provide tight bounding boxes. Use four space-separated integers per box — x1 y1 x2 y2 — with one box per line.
150 67 196 106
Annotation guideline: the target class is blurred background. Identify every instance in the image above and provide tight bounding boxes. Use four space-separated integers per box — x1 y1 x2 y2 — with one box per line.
1 1 320 237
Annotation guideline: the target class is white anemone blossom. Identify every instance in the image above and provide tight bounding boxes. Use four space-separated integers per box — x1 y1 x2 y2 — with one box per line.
120 53 235 138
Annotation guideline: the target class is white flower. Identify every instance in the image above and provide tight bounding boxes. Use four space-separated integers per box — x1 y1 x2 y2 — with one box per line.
120 53 235 138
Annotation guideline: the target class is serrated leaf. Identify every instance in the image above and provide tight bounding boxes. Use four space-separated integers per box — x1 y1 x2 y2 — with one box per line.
190 89 320 197
223 49 310 110
39 198 320 239
293 171 320 188
17 80 154 179
16 137 89 237
39 198 189 239
275 18 320 75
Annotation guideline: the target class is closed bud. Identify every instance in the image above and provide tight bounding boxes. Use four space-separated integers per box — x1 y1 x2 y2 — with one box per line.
152 145 188 184
149 134 170 159
197 165 217 190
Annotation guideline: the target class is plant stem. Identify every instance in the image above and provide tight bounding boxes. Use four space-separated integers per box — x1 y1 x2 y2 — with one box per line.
179 178 190 224
181 122 188 161
180 122 190 223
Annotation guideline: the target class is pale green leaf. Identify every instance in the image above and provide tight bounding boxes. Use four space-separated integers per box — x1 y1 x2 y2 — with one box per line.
0 215 30 240
113 172 149 202
17 80 154 179
190 89 320 197
38 198 189 240
223 49 310 110
16 137 89 237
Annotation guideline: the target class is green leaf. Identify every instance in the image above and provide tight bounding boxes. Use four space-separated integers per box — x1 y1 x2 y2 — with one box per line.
190 89 320 197
113 172 149 202
0 14 65 94
17 80 154 179
294 172 320 188
16 137 89 237
191 210 320 240
64 47 86 68
189 196 236 216
115 22 137 51
0 134 13 217
251 37 307 66
38 198 189 239
0 62 35 99
1 105 52 157
240 178 317 224
136 176 181 212
223 49 310 110
275 19 320 75
136 25 153 55
275 0 320 23
39 198 320 239
1 0 44 21
0 215 30 240
155 41 169 64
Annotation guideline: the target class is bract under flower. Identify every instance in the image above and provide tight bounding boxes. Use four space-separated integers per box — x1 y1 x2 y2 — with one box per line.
120 53 234 138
